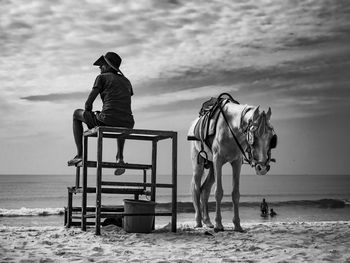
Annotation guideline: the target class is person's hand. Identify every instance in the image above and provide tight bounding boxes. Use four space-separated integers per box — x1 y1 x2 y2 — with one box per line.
85 104 93 111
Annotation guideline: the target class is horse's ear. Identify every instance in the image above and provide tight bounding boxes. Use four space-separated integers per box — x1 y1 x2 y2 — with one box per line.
266 107 271 120
252 106 260 121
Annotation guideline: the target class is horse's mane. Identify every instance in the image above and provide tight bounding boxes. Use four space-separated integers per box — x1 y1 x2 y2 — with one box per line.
225 103 255 131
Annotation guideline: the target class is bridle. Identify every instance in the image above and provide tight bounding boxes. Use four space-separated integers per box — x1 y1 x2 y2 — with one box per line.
244 119 277 169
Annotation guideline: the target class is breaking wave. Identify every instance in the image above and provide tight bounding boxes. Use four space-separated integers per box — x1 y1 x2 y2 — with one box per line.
0 207 64 217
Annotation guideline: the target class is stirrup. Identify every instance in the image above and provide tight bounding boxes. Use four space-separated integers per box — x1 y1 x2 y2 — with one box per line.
197 145 211 169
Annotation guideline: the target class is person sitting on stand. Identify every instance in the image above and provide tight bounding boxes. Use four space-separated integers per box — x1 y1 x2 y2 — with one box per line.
68 52 134 176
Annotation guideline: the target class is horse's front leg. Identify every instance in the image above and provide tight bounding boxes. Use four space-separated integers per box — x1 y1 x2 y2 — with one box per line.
231 159 244 232
213 155 224 232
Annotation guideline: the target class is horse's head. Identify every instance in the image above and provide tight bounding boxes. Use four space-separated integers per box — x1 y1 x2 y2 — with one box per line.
246 107 277 175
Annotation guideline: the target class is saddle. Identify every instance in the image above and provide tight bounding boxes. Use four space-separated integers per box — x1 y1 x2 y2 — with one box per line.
188 93 239 147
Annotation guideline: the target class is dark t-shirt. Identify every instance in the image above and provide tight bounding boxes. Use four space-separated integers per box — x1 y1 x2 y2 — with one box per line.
87 72 134 128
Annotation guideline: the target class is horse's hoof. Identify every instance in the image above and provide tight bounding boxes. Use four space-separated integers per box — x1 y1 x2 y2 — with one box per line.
214 227 224 233
234 227 245 233
195 223 203 228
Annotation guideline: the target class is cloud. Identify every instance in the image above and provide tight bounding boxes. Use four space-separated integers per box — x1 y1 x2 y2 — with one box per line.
1 0 350 123
133 84 239 112
21 91 89 102
2 0 349 88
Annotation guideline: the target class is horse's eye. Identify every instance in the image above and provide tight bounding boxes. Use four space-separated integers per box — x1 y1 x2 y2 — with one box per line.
270 134 277 149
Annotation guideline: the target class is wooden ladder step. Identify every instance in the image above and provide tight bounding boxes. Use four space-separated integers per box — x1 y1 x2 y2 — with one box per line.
102 212 172 217
101 181 173 188
71 206 124 212
68 187 146 194
69 161 152 170
84 212 172 219
101 187 146 194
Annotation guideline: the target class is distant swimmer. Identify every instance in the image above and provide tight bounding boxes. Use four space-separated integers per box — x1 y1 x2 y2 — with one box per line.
270 208 277 217
260 198 269 216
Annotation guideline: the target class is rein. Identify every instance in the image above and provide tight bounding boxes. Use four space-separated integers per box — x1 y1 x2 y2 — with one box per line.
218 102 253 166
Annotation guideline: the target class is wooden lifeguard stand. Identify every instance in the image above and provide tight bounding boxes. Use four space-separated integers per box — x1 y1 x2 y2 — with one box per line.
65 126 177 235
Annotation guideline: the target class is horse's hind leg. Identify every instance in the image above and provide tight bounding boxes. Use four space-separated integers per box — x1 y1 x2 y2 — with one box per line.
191 142 204 227
200 164 214 228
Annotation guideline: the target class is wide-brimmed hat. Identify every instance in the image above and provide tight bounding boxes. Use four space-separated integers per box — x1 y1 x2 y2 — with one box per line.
93 52 122 72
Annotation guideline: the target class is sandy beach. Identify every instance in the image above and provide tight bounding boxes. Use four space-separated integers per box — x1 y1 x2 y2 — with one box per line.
1 220 349 263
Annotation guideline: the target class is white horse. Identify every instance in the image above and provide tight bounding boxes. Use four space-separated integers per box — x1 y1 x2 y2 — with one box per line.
189 97 277 232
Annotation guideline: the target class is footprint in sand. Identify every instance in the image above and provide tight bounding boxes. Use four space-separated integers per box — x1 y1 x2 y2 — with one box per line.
92 246 104 252
38 258 55 263
41 240 53 246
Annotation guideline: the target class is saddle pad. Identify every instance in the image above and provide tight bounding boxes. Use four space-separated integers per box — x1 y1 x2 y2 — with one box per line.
187 104 222 144
194 112 210 141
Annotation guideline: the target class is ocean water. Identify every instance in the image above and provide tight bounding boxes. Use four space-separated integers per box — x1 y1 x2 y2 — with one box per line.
0 173 349 227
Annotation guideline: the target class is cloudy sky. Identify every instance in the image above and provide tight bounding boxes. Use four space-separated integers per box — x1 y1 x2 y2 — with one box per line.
1 0 349 176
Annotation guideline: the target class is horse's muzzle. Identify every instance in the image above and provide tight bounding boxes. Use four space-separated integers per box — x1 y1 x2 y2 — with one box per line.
255 163 270 175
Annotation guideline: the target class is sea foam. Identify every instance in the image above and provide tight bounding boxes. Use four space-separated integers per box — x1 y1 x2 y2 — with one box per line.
0 207 64 217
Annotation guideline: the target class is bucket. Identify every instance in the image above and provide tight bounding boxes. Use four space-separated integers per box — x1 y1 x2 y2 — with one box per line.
123 199 156 233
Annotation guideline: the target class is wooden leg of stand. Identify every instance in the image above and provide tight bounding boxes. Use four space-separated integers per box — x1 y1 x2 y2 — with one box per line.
81 136 88 231
151 140 157 230
171 133 178 233
95 129 103 235
66 189 73 228
75 166 80 188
